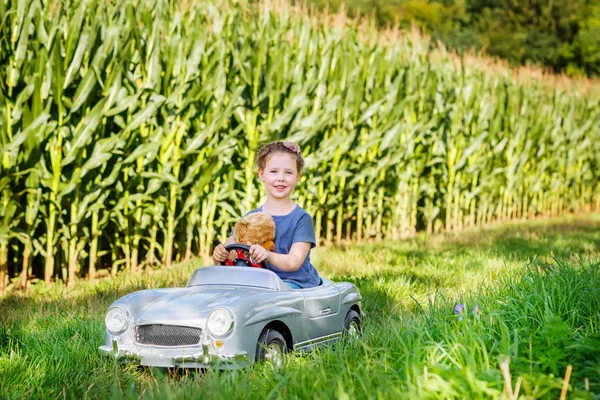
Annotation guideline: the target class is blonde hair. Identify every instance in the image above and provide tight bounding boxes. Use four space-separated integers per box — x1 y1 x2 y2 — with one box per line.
256 141 305 172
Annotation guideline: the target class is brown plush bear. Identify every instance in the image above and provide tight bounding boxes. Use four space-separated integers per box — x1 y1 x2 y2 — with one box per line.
225 212 276 267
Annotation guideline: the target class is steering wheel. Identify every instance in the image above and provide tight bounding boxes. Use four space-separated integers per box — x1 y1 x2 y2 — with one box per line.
221 244 268 269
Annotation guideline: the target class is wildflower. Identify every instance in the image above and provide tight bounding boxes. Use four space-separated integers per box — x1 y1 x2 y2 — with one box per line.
454 303 464 315
454 303 464 322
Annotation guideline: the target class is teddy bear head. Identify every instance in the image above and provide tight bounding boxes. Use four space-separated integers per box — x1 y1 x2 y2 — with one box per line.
233 212 276 252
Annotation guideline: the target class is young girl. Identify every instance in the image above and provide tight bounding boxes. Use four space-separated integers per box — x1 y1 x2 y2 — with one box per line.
212 141 321 289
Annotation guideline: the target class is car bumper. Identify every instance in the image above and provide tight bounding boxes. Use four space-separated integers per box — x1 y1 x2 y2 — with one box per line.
99 338 249 369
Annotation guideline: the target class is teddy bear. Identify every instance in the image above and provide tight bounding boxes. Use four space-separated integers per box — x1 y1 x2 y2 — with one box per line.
225 212 276 268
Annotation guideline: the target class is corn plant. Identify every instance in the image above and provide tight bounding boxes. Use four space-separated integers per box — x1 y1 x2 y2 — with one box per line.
0 0 599 293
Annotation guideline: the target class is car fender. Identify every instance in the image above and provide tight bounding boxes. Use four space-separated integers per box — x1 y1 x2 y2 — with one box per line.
342 292 362 305
243 306 302 326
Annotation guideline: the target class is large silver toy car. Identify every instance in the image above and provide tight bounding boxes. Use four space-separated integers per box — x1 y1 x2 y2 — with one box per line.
100 244 363 369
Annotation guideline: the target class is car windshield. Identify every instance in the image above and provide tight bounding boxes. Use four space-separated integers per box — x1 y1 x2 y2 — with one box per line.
186 266 283 290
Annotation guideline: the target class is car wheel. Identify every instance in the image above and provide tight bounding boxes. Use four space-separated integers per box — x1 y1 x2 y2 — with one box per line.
256 328 287 367
343 310 362 339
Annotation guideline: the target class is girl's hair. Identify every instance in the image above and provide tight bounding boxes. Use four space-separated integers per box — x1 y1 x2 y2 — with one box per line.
256 141 305 172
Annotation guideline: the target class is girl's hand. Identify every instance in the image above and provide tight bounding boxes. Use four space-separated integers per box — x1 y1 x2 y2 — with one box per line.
212 244 228 263
248 243 270 263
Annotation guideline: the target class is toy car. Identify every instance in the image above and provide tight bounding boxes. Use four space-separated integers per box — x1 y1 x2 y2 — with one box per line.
99 244 363 368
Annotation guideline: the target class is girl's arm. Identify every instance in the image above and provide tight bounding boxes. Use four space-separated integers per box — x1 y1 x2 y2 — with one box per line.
264 242 311 272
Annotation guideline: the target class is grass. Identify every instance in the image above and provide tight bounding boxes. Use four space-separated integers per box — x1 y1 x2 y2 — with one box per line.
1 213 599 399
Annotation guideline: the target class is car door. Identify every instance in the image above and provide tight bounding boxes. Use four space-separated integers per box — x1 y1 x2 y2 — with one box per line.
302 285 341 339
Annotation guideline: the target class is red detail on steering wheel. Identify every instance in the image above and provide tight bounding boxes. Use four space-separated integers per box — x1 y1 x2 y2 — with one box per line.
224 249 263 268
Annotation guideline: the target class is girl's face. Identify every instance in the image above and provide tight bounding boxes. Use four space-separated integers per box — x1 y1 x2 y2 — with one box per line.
258 152 301 201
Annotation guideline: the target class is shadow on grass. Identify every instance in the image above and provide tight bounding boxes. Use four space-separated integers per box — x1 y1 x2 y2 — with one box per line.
333 213 600 265
445 215 600 261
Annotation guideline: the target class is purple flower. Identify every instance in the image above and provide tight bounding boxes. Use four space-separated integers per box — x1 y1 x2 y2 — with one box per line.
472 305 480 315
454 303 464 315
458 316 463 322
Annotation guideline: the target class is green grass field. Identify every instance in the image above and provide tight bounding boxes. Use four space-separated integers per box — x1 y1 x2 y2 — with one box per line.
1 214 599 399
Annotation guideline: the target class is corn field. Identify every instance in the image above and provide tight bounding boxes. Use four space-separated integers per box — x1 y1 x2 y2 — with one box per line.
0 0 599 293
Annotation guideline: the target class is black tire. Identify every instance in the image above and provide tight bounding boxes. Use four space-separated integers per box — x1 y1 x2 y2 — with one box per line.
343 310 362 338
255 328 287 367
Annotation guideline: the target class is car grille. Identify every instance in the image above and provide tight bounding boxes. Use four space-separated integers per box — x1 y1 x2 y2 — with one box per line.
134 324 203 347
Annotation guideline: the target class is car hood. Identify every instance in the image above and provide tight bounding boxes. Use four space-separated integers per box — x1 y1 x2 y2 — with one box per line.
115 286 262 321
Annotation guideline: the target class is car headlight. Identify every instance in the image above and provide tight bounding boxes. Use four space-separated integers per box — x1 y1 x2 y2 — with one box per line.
105 306 129 334
207 308 234 337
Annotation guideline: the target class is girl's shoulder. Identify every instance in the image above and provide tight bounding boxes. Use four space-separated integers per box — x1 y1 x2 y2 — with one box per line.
293 205 311 217
280 204 310 219
269 206 312 229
